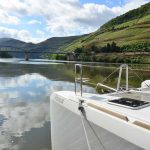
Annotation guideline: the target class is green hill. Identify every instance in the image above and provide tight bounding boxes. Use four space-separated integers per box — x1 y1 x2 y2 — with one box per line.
100 2 150 30
0 38 35 49
0 36 83 58
0 35 83 52
33 35 85 52
63 2 150 52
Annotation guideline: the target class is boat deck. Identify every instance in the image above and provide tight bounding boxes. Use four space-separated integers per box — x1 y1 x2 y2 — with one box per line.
110 90 150 102
58 91 150 125
86 92 150 125
52 90 150 150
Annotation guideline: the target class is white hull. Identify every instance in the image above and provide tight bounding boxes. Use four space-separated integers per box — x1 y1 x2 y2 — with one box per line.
50 91 149 150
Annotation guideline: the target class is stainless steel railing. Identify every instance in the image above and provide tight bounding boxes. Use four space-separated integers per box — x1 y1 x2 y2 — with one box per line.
75 64 129 97
75 64 83 97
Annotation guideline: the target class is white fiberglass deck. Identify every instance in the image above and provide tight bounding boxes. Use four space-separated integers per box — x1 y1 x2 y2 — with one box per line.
51 90 150 150
57 91 150 124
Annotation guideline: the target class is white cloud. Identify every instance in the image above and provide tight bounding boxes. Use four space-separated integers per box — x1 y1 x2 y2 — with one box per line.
45 0 148 36
0 26 44 43
0 10 20 25
112 0 149 14
0 0 149 41
27 20 41 25
0 0 28 15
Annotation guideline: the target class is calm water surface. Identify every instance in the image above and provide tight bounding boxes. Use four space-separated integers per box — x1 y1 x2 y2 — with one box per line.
0 59 149 150
0 60 95 150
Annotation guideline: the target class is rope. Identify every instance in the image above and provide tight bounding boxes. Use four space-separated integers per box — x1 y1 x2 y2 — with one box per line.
85 118 106 150
84 81 97 86
79 111 92 150
81 67 121 92
130 68 150 72
129 67 150 88
77 64 116 69
77 64 150 72
77 64 150 93
101 67 119 84
95 67 120 92
79 104 106 150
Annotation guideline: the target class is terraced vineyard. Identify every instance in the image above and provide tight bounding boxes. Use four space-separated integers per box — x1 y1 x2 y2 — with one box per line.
62 2 150 52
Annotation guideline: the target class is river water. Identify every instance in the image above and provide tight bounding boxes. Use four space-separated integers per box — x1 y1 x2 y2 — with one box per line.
0 59 149 150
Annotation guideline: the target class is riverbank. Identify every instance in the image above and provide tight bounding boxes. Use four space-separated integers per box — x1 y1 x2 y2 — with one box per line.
46 52 150 64
82 52 150 64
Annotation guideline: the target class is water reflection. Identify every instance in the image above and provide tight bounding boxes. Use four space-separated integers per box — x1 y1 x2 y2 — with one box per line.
0 72 95 150
0 74 50 149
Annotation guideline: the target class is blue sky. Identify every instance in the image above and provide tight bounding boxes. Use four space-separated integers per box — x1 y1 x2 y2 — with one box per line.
80 0 125 7
0 0 149 43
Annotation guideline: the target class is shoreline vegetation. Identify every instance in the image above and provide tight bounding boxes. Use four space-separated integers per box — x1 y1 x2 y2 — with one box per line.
45 42 150 64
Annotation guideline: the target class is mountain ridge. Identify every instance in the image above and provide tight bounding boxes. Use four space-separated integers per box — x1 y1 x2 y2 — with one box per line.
0 35 83 52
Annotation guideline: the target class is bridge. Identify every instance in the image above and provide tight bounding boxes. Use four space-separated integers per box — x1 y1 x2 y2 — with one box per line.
0 45 76 61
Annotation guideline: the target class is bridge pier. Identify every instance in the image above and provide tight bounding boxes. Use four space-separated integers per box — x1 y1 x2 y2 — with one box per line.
25 51 29 61
67 53 76 61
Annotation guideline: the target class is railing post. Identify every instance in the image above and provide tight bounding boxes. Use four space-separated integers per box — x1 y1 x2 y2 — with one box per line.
126 65 129 91
75 64 83 97
25 50 29 61
80 64 83 97
117 66 122 91
75 64 77 95
117 64 128 92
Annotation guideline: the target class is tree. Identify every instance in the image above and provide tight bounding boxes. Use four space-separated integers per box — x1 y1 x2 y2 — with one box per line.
0 51 12 58
111 42 120 52
106 43 111 52
91 45 98 53
74 47 83 53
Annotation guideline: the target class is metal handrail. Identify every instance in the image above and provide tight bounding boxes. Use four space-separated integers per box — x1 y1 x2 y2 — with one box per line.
117 64 128 91
75 64 129 97
75 64 83 96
